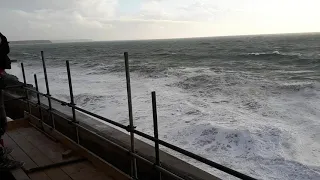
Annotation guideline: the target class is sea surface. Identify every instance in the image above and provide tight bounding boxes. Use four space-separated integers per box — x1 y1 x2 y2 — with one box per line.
7 33 320 180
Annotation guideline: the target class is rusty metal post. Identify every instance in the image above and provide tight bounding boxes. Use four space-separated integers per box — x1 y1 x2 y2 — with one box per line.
41 51 55 129
21 63 31 115
124 52 138 179
152 91 162 180
66 60 79 144
34 74 44 129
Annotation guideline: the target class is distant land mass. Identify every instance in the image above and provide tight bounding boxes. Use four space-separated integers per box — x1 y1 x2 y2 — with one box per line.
10 40 52 45
9 39 93 45
51 39 93 43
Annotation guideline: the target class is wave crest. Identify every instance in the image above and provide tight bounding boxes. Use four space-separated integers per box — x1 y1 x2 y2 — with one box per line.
242 51 302 58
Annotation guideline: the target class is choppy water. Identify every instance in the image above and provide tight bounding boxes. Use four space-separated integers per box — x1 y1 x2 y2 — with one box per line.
7 33 320 180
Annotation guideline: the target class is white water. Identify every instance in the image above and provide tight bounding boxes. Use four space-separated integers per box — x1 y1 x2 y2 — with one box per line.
8 62 320 180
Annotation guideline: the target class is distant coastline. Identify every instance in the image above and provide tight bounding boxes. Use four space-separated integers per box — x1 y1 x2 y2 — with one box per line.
10 40 52 45
9 39 93 45
51 39 93 43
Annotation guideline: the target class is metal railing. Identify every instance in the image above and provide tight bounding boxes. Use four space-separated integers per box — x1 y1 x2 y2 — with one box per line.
6 51 257 180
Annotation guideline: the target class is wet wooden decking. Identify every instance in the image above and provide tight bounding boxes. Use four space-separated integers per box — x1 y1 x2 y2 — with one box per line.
3 122 115 180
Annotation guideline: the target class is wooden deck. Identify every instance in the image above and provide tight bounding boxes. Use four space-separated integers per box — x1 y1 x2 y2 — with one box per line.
2 119 115 180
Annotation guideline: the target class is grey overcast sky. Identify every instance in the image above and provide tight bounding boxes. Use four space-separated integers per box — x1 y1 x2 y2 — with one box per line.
1 0 320 41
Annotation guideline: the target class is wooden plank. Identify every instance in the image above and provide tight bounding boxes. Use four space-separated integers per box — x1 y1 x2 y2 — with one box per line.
53 129 129 180
6 123 114 180
63 161 114 180
18 127 116 180
6 117 30 131
3 133 38 170
29 172 53 180
11 169 30 180
8 130 53 167
7 129 72 180
18 127 79 163
35 120 132 180
3 134 51 180
8 155 30 180
17 128 105 180
10 167 31 180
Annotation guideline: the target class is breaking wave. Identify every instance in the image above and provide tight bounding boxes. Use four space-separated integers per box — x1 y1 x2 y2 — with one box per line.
241 51 302 58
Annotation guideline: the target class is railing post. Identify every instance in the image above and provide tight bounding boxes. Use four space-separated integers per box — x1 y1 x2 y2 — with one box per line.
151 91 162 180
41 51 55 129
34 74 44 129
21 63 31 115
66 60 80 144
124 52 138 179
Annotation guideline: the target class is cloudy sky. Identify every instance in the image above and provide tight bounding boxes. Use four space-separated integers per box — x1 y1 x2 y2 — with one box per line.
1 0 320 41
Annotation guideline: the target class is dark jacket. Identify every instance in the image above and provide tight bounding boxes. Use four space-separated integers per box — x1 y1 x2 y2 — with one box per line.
0 33 11 69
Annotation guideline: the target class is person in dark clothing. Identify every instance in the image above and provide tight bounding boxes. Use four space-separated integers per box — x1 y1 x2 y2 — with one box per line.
0 32 24 171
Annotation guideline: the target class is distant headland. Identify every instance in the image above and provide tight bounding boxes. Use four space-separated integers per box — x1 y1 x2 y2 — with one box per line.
51 39 93 43
10 40 52 45
10 39 93 45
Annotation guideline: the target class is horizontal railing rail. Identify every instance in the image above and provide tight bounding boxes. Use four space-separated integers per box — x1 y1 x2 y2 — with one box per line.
5 51 257 180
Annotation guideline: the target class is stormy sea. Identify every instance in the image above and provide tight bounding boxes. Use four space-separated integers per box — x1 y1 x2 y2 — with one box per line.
7 33 320 180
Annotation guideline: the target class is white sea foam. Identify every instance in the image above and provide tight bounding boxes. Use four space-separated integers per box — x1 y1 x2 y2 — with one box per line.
245 51 302 57
9 61 320 180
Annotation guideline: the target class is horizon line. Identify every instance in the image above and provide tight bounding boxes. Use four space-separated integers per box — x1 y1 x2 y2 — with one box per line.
10 31 320 42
